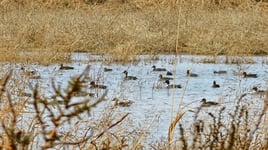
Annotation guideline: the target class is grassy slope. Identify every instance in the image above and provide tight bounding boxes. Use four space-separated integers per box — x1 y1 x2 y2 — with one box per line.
0 0 267 64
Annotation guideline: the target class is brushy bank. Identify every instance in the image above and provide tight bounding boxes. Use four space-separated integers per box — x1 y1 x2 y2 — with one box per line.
0 0 267 64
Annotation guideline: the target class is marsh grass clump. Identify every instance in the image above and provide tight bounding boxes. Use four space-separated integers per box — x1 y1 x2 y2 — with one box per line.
165 93 268 149
0 66 138 149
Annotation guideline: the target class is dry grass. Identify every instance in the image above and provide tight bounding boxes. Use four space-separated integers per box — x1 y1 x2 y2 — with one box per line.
0 1 267 149
154 93 268 150
0 66 143 149
0 0 267 64
1 64 268 149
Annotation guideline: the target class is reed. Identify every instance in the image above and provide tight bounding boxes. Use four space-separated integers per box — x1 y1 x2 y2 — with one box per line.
0 64 267 149
156 93 268 149
0 66 140 149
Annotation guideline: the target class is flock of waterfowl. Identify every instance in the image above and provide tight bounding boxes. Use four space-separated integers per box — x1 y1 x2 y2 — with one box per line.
120 65 264 107
21 63 265 108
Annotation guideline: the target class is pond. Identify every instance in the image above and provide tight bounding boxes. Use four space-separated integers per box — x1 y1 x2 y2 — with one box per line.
3 54 268 146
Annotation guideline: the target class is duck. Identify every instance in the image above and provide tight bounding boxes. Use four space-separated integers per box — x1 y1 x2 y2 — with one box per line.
165 80 181 88
152 65 167 71
73 91 95 97
21 67 41 79
24 71 41 79
243 72 257 78
90 81 107 89
123 70 138 80
21 66 37 75
186 70 198 77
252 87 267 97
212 81 220 88
59 64 74 70
166 71 173 76
112 98 134 107
159 74 173 81
252 87 265 93
213 70 227 74
22 92 32 97
29 75 41 79
104 67 113 72
200 98 219 107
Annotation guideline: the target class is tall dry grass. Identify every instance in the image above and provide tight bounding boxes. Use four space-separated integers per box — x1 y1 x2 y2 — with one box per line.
0 0 267 64
152 93 268 150
1 64 268 149
0 66 144 149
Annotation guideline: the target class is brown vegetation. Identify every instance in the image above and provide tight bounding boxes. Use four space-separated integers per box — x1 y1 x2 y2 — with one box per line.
0 1 267 148
0 66 140 149
1 65 268 149
0 0 267 64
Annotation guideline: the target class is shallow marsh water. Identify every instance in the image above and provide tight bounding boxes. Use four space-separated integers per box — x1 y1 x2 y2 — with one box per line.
2 54 268 146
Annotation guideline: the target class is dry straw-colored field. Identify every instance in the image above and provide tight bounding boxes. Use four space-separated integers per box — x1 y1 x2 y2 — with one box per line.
0 0 267 64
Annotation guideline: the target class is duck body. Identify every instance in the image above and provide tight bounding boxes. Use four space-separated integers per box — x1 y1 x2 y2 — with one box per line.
125 76 138 80
200 98 219 107
73 92 95 97
21 67 41 79
212 81 220 88
104 67 113 72
152 65 167 71
159 74 173 81
186 70 198 77
166 71 173 76
213 70 227 74
123 70 137 80
29 75 41 79
60 64 74 70
25 70 41 79
253 87 265 93
252 87 267 97
165 80 181 88
243 72 257 78
90 81 107 89
113 98 133 107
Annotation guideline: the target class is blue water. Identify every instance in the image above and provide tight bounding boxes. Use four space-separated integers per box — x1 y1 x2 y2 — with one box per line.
4 54 268 146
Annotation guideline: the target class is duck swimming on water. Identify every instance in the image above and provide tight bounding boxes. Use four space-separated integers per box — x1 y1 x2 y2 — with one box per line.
152 65 167 71
243 72 257 78
213 70 227 74
104 67 113 72
59 64 74 70
212 81 220 88
90 81 107 89
166 71 173 76
123 70 138 80
113 98 134 107
165 80 181 88
186 70 198 77
159 74 173 81
200 98 219 107
252 87 267 97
